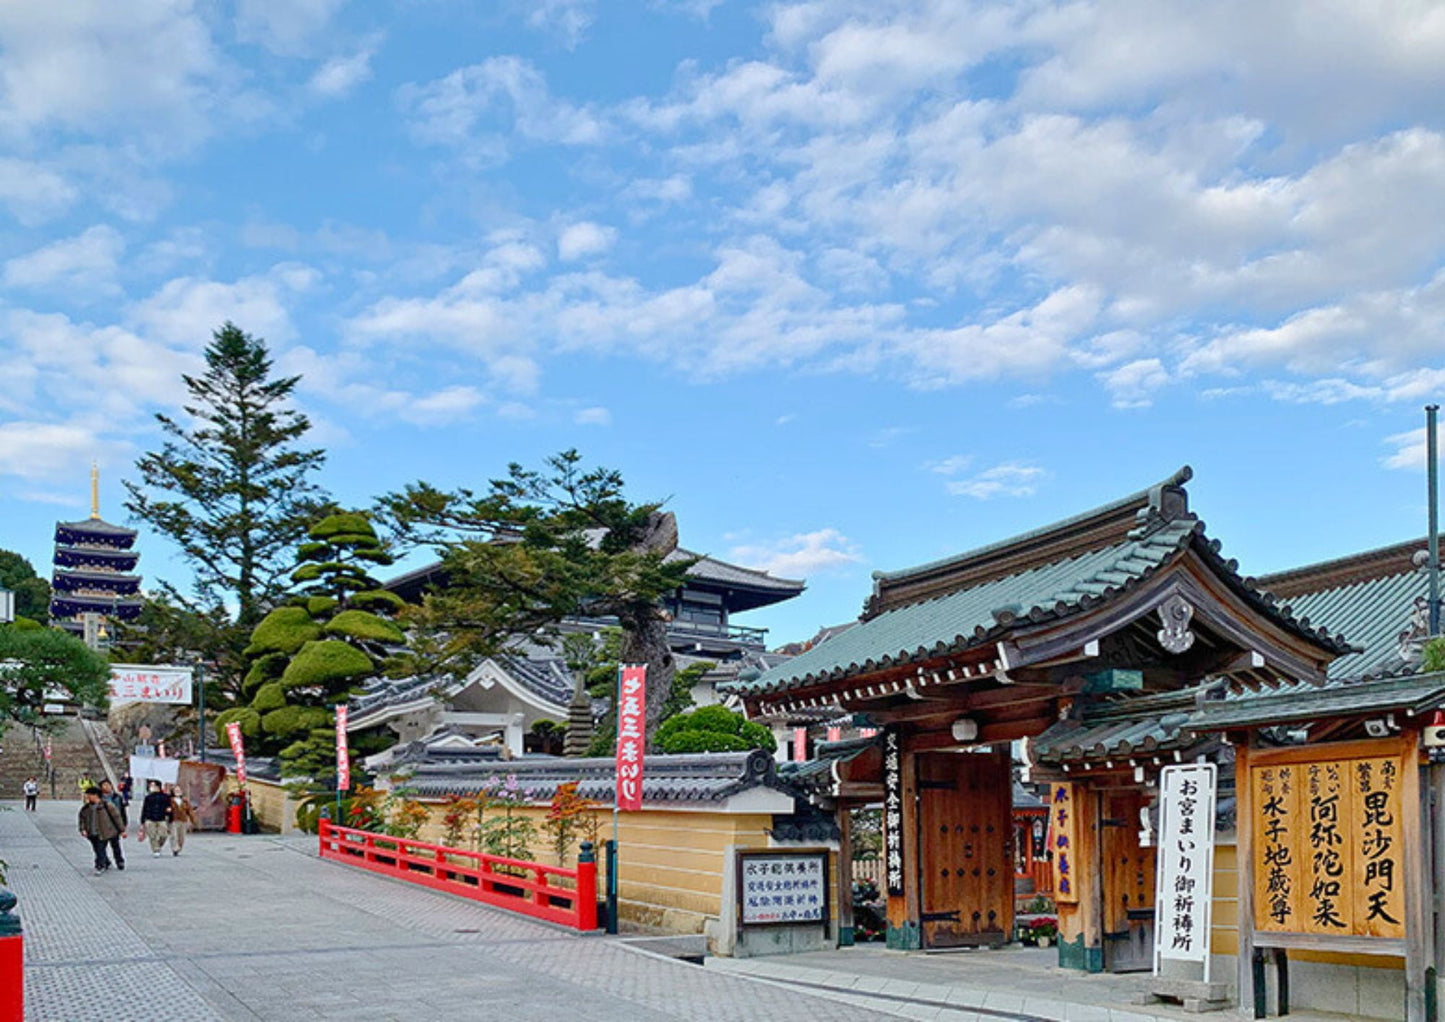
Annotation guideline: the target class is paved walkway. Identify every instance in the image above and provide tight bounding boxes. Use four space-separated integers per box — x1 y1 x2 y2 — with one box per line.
3 801 889 1021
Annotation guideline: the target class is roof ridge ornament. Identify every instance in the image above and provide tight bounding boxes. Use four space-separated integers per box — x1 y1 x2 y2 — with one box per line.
1157 593 1196 654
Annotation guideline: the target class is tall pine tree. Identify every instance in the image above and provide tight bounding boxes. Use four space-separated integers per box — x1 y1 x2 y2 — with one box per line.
125 323 326 699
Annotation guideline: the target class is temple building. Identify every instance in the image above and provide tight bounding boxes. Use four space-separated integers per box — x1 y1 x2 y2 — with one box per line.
49 466 143 638
351 547 804 763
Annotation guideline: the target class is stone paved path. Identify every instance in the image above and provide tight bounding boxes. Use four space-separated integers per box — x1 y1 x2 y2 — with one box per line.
4 800 904 1021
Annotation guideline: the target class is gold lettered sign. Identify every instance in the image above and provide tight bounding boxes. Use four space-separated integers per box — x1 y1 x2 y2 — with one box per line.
1252 751 1406 939
1049 782 1081 904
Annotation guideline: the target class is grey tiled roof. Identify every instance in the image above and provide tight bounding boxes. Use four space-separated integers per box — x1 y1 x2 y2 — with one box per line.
398 749 800 805
1186 671 1445 731
667 548 805 593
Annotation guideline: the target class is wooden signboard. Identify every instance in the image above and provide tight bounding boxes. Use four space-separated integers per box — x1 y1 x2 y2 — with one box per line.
1251 752 1405 939
1049 782 1081 904
737 849 830 927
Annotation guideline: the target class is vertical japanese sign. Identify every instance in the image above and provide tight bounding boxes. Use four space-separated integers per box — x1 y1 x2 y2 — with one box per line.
793 727 807 762
614 665 646 812
1050 782 1081 903
1353 757 1403 938
1154 763 1217 974
882 729 905 896
1250 751 1405 939
225 721 248 789
335 705 350 792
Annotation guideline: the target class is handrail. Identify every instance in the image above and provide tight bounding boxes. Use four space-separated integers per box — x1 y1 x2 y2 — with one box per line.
79 717 121 790
318 820 598 932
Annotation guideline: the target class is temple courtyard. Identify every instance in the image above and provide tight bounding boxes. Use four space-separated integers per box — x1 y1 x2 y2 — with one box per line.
4 799 1353 1022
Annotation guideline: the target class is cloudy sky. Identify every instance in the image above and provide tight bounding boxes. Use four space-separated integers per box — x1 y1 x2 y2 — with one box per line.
2 0 1445 643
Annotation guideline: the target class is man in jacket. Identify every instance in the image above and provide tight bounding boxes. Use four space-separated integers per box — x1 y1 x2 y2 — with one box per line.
78 788 124 875
98 779 128 870
140 780 172 856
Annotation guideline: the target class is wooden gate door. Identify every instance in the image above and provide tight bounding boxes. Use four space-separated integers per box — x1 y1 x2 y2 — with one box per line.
1100 789 1156 972
918 749 1013 948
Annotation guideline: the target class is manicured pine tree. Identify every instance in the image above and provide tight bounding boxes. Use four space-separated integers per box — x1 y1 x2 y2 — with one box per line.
216 512 404 780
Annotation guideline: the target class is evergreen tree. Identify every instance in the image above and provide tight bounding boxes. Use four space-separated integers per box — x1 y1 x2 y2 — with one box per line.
216 512 403 780
0 624 110 733
378 450 695 747
124 322 327 698
0 549 51 623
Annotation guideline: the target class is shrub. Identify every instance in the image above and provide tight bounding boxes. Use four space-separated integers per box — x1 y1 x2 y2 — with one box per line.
280 640 374 689
244 606 323 657
654 705 776 755
324 609 405 645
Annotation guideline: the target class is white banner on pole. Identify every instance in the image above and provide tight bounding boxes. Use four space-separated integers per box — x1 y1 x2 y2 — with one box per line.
109 664 193 705
129 755 180 785
1154 762 1217 978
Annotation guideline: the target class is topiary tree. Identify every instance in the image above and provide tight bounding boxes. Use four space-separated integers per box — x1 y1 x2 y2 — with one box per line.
217 511 403 779
653 705 776 755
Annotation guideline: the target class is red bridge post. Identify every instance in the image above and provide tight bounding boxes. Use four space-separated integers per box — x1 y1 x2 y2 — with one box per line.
577 841 598 931
1 884 22 1021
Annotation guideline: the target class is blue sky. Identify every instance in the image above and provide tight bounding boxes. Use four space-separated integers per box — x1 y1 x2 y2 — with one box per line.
3 1 1445 645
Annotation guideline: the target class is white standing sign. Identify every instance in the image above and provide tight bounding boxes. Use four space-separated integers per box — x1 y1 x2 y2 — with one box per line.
109 664 193 705
1154 762 1217 978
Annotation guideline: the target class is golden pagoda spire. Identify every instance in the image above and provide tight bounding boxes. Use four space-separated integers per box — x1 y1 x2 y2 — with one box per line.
90 460 100 519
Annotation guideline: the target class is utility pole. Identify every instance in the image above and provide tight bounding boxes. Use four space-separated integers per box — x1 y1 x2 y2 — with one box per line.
1429 405 1441 637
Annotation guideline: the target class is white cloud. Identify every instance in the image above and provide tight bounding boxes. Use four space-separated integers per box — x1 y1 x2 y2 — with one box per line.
0 157 76 224
945 462 1046 499
1099 358 1170 409
517 0 594 49
729 528 862 579
926 455 973 475
401 385 485 425
235 0 346 56
3 225 124 293
0 421 115 482
573 406 611 426
127 264 318 346
558 221 617 261
309 47 374 99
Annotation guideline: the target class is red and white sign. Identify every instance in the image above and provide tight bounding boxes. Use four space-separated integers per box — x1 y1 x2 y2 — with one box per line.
793 727 807 762
335 705 350 792
615 665 646 812
108 664 193 705
226 721 247 789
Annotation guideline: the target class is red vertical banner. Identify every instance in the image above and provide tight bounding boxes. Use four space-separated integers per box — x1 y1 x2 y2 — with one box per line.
615 665 646 812
226 721 247 788
826 726 841 742
793 727 807 762
335 705 350 792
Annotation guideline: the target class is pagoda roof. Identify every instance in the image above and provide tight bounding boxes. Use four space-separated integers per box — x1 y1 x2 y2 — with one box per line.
55 517 137 540
726 467 1354 700
52 568 142 591
1256 538 1428 680
50 593 143 617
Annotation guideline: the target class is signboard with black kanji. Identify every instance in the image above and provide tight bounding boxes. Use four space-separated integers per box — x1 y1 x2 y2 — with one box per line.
1049 782 1081 904
1251 752 1405 939
737 850 830 927
882 729 905 896
1154 763 1217 974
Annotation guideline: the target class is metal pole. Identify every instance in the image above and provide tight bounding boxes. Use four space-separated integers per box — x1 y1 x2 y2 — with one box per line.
196 662 206 766
1430 405 1441 637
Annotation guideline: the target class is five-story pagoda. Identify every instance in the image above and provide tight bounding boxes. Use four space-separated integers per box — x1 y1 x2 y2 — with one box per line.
50 464 143 636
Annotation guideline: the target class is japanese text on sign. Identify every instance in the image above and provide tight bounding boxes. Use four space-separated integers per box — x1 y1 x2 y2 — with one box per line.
614 665 646 812
1050 782 1081 904
226 721 247 789
739 853 827 925
108 664 193 705
1251 753 1404 939
883 729 905 896
1154 763 1217 971
335 705 350 792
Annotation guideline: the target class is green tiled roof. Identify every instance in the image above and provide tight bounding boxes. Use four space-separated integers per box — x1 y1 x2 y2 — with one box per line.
1029 689 1203 764
1187 671 1445 730
1271 566 1425 680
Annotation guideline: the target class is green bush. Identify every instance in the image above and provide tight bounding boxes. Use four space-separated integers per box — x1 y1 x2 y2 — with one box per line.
252 681 286 712
280 640 374 689
214 706 261 742
308 512 376 541
260 704 331 737
654 704 776 755
244 606 323 656
348 589 405 613
324 609 405 644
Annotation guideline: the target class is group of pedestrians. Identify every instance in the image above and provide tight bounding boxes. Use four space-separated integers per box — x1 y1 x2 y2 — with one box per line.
77 779 198 875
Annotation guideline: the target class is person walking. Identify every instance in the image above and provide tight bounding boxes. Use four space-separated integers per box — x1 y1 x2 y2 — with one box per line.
23 776 39 811
77 773 94 800
168 785 197 856
78 787 124 876
140 780 172 857
97 779 128 870
120 773 134 806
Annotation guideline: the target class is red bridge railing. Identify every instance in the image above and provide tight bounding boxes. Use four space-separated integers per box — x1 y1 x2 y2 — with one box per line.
318 819 598 932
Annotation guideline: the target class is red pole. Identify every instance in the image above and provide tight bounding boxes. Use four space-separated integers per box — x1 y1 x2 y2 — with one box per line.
319 816 329 858
576 841 598 931
0 886 22 1021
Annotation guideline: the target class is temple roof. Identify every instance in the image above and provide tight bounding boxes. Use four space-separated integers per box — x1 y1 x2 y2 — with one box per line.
1186 671 1445 731
1256 539 1428 680
55 517 138 542
1028 689 1206 766
727 468 1353 699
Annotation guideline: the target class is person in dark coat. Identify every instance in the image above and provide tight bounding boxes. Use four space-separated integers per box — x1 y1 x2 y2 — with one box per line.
78 788 124 876
97 779 128 870
140 780 172 856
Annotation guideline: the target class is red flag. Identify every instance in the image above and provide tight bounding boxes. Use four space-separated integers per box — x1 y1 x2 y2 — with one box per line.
335 705 350 792
615 665 646 812
226 721 247 789
793 727 807 762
